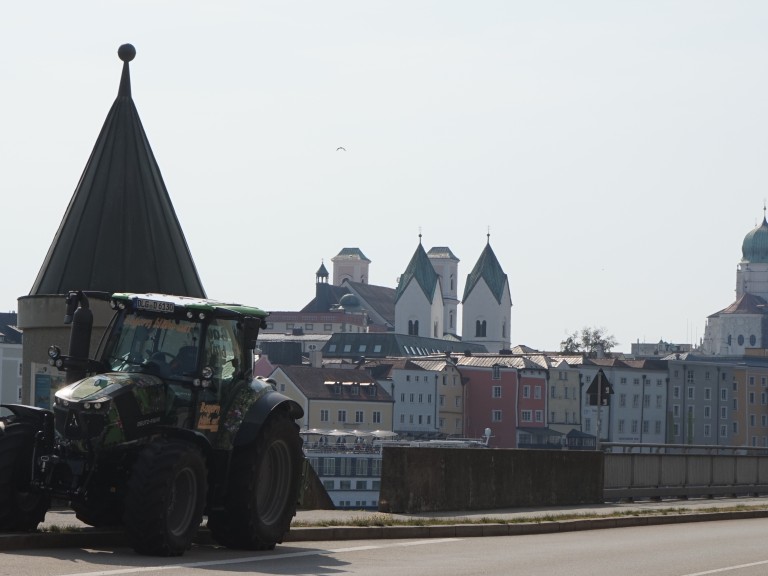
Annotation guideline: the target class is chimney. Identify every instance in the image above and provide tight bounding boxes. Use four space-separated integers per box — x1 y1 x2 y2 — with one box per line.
310 350 323 368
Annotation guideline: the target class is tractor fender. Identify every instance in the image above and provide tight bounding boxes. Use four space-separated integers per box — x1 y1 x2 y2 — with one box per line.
232 391 303 448
0 404 52 429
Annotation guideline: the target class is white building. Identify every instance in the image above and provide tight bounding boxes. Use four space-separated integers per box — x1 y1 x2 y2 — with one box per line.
702 213 768 355
461 239 512 353
394 239 444 339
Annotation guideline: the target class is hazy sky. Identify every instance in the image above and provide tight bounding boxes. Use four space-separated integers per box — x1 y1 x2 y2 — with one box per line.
3 2 768 353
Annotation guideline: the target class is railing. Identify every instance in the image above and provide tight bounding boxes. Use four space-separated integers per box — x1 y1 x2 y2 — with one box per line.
603 443 768 500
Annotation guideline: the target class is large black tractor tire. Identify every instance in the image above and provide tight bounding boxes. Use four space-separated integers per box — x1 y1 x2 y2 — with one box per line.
208 412 303 550
0 422 50 531
123 440 207 556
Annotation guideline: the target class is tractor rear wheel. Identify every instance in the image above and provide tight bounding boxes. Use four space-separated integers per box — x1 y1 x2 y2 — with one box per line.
0 422 50 531
208 411 303 549
123 440 207 556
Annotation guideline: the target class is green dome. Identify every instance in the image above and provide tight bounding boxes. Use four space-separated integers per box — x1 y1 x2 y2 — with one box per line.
742 218 768 263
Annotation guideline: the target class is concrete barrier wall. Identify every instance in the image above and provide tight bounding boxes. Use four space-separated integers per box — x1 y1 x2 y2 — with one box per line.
378 447 604 513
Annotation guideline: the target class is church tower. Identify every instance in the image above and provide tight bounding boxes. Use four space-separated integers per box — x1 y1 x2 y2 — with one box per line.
331 248 370 286
702 210 768 355
395 236 444 338
428 247 460 336
461 235 512 352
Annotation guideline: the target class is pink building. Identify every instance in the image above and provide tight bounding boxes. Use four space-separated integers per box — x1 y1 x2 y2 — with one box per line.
458 359 520 448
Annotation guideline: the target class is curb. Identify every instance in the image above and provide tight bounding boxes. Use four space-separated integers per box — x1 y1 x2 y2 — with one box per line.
3 509 768 552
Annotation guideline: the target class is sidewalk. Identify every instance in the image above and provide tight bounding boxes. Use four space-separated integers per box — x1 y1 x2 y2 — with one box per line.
3 496 767 552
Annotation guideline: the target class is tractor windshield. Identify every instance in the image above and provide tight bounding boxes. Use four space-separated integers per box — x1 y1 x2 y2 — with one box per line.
101 313 203 380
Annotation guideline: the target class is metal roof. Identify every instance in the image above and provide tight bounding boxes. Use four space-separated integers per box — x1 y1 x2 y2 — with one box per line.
29 44 205 299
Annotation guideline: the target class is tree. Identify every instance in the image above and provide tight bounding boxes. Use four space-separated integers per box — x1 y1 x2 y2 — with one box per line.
560 327 618 357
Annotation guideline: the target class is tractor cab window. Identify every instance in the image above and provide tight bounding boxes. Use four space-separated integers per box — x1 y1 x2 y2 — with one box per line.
103 314 201 379
203 319 244 388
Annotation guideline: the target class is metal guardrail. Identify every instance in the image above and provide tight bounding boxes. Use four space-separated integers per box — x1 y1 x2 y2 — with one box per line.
603 443 768 499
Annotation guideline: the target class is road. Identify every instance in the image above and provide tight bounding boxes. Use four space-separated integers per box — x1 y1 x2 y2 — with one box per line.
3 518 768 576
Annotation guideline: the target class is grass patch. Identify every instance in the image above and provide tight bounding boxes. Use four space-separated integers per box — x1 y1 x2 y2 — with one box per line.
290 503 768 528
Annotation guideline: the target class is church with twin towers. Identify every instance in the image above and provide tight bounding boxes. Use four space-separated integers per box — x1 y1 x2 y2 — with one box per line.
315 234 513 353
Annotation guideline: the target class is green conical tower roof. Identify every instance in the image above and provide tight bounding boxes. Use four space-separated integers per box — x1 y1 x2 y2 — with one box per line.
395 239 440 303
462 240 508 304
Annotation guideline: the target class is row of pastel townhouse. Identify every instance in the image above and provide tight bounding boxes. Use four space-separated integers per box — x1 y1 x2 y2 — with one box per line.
262 349 768 452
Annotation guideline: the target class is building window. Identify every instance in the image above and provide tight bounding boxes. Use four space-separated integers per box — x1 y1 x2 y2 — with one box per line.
492 386 502 398
551 385 557 399
631 420 638 434
673 405 680 417
418 393 423 403
534 386 542 399
324 324 333 331
721 406 727 419
643 394 650 408
338 410 347 423
410 393 414 402
455 397 461 407
620 377 627 384
492 366 501 380
705 371 711 381
440 395 445 406
654 421 661 434
721 388 727 401
673 423 680 436
408 320 419 336
400 414 405 423
704 424 711 437
305 323 314 331
320 410 329 422
619 394 626 407
523 385 531 398
687 387 694 400
351 385 359 396
323 459 336 475
492 410 502 422
618 420 625 433
632 394 639 408
704 406 711 419
733 422 738 434
738 335 745 346
521 410 532 422
656 395 662 408
475 320 487 337
720 425 728 438
535 410 543 422
750 392 756 404
355 411 364 423
687 371 694 383
642 420 649 434
673 387 680 399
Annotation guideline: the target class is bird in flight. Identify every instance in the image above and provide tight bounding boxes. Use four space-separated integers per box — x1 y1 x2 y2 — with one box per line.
336 147 346 151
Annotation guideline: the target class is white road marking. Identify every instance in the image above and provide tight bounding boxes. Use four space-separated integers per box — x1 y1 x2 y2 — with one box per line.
57 538 463 576
682 559 768 575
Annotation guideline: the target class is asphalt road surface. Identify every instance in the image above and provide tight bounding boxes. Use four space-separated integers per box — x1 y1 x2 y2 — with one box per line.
3 517 768 576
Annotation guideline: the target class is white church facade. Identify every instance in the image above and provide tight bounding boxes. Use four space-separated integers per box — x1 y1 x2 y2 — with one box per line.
702 214 768 355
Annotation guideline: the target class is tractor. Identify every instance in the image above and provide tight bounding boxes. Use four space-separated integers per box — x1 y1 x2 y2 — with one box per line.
0 291 304 556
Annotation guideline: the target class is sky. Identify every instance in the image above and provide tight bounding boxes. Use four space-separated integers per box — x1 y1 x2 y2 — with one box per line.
3 1 768 353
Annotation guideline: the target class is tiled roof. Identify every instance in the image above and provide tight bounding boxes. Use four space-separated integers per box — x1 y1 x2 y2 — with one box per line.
323 333 487 358
713 292 768 316
0 312 22 344
334 248 371 262
427 246 459 261
395 243 440 303
346 281 395 327
29 45 205 298
275 364 392 402
462 242 508 304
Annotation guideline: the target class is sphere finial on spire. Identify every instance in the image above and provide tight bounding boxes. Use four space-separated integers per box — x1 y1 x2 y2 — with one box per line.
118 44 136 62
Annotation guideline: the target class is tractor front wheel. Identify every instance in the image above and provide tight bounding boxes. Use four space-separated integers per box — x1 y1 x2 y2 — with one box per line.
123 440 207 556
